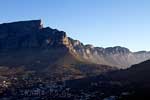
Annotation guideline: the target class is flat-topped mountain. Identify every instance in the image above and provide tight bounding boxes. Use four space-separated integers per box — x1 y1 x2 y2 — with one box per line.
0 19 150 79
0 20 116 80
0 20 72 49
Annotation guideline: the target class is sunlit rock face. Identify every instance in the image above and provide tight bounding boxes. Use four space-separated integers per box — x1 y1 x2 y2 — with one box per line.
69 38 150 68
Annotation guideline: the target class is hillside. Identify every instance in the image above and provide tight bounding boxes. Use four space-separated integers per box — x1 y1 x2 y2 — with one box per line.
0 20 116 81
69 38 150 68
0 19 150 99
109 60 150 84
0 20 150 69
0 19 150 81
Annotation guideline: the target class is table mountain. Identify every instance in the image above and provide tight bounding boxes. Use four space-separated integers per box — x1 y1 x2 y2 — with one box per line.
0 20 115 80
0 19 149 80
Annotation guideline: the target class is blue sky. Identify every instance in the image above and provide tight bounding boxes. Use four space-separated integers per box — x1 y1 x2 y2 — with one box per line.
0 0 150 51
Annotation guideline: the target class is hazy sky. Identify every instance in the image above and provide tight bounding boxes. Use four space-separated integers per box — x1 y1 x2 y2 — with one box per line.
0 0 150 51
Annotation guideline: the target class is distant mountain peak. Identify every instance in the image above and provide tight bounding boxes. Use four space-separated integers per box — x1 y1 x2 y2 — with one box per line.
105 46 130 54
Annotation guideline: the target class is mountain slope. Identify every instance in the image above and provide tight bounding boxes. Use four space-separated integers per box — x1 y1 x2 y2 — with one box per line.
109 60 150 84
0 20 116 81
0 19 150 81
69 38 150 68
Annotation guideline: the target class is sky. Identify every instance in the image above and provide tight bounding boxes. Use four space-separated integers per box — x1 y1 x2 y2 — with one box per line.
0 0 150 51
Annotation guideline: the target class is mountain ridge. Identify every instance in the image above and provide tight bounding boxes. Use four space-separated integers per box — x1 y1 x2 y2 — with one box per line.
0 19 150 70
0 20 117 81
68 35 150 68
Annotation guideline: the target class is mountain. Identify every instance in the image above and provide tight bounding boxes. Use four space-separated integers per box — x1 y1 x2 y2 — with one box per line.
0 19 150 99
65 60 150 100
69 38 150 68
0 20 116 81
0 19 150 80
100 59 150 99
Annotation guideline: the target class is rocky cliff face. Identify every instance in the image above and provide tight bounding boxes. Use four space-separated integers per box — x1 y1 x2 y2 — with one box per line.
0 19 150 69
69 37 150 68
0 20 72 50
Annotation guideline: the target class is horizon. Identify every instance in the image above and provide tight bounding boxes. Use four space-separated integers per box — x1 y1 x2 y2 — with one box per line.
0 0 150 52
